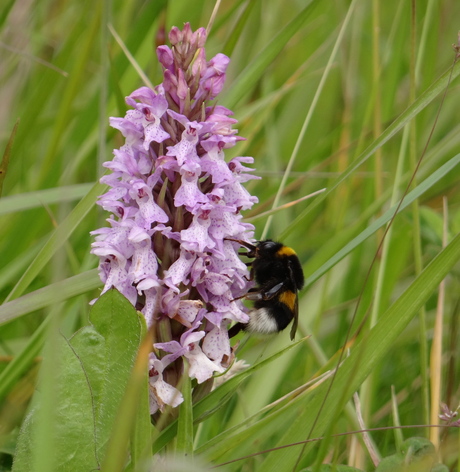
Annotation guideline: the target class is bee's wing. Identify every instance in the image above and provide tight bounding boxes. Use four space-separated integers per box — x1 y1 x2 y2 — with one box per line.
288 261 299 341
244 281 284 301
289 289 299 341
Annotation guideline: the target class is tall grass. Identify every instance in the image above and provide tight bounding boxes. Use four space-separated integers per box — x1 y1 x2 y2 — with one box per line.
1 0 460 471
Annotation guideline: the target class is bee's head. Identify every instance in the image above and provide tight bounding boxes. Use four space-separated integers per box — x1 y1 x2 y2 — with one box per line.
256 240 283 256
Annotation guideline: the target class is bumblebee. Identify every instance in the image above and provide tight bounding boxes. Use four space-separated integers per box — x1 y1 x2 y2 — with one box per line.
226 239 304 340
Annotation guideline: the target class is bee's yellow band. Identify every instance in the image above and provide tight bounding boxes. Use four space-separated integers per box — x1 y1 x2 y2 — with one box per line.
279 290 296 310
276 246 297 257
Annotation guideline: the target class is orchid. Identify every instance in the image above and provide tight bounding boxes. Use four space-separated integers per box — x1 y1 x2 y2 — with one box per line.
91 23 258 414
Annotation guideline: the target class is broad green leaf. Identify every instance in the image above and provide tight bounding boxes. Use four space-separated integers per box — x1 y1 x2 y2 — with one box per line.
101 312 152 472
12 334 98 472
375 437 447 472
69 289 142 457
12 289 143 471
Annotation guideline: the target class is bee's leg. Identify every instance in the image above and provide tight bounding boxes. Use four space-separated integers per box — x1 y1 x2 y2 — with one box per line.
243 265 254 282
228 322 245 338
244 288 264 301
225 238 257 252
225 238 257 258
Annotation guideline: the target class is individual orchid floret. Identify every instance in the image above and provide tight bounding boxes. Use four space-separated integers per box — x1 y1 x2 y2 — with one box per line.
195 53 231 102
91 23 260 415
148 353 184 414
155 326 226 384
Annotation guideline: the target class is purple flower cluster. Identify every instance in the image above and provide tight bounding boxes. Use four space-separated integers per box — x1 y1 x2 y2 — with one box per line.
91 23 258 413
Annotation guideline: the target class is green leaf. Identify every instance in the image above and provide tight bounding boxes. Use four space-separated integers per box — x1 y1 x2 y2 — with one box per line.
101 312 152 472
177 365 194 457
4 179 107 304
223 0 317 108
0 269 102 327
430 465 449 472
13 335 98 472
0 0 17 29
38 6 102 187
222 0 258 58
12 289 144 472
375 437 446 472
0 183 94 216
69 289 142 454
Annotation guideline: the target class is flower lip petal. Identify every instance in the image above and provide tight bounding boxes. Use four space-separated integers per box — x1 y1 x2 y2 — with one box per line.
202 325 230 362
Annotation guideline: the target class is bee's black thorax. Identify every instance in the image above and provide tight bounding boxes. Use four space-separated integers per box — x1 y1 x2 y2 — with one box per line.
253 241 304 292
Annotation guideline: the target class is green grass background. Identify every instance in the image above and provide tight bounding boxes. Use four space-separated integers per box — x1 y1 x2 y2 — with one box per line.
1 0 460 470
